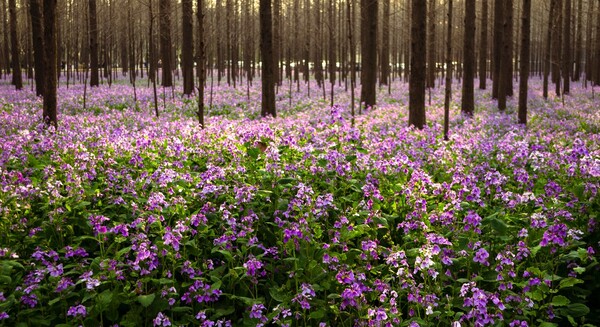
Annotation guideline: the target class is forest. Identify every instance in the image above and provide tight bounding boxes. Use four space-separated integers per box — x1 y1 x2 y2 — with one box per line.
0 0 599 326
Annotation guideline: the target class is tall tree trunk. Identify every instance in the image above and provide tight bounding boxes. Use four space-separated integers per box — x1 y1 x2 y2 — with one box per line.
543 0 556 98
273 0 281 86
328 0 336 105
503 0 514 97
182 0 194 95
552 0 562 96
380 0 390 86
409 0 426 129
89 0 99 87
159 0 173 87
426 0 435 88
2 0 10 78
461 0 475 116
562 0 571 94
444 0 452 141
260 0 276 117
518 0 531 125
196 0 205 126
43 0 58 127
492 0 504 99
573 0 582 81
479 0 488 89
498 0 512 111
29 0 45 96
360 0 377 108
9 0 22 89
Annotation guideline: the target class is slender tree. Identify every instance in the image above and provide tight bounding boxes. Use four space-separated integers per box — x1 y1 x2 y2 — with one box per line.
498 0 513 111
573 0 582 81
562 0 571 94
159 0 173 87
182 0 194 95
462 0 476 116
492 0 504 99
89 0 99 87
260 0 276 117
444 0 452 141
360 0 377 108
479 0 488 89
29 0 45 96
43 0 58 127
409 0 426 129
543 0 557 98
196 0 205 126
426 0 435 88
519 0 531 125
380 0 390 86
9 0 22 89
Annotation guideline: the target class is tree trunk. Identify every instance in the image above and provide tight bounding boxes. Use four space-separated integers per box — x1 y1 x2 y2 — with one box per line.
426 0 435 88
543 0 556 98
159 0 173 87
444 0 452 141
573 0 582 81
479 0 488 89
562 0 571 94
360 0 377 108
197 0 205 126
461 0 475 116
29 0 45 96
43 0 58 127
380 0 390 86
492 0 504 99
89 0 99 87
182 0 194 95
9 0 22 89
552 0 562 95
519 0 531 125
260 0 276 117
409 0 426 129
498 0 512 111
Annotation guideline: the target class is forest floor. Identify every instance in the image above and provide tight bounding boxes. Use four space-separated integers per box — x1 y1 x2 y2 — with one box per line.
0 77 599 326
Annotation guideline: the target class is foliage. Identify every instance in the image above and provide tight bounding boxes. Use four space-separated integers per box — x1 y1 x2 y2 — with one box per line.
0 79 599 326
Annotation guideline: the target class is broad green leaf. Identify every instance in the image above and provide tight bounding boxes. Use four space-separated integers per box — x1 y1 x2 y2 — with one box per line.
137 294 156 308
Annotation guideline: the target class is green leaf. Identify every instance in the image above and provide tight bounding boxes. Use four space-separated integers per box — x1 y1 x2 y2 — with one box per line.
277 178 296 185
559 277 584 289
538 322 558 327
551 295 570 307
564 303 590 317
309 308 327 319
137 294 156 308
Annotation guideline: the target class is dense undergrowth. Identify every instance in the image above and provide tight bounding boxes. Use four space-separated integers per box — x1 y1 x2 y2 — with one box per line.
1 78 599 326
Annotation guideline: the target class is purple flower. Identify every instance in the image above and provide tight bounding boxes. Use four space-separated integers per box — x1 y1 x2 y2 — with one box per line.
67 304 87 318
153 312 171 326
0 312 9 320
473 248 490 266
249 303 266 320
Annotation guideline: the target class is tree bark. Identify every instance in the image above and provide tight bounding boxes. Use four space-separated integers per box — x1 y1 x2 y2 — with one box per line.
498 0 512 111
89 0 99 87
159 0 173 87
492 0 504 99
444 0 452 141
573 0 582 81
43 0 58 127
196 0 205 126
260 0 276 117
360 0 377 108
29 0 45 96
9 0 22 90
462 0 475 116
479 0 488 89
182 0 194 95
519 0 531 125
562 0 571 94
426 0 435 88
380 0 390 86
409 0 426 129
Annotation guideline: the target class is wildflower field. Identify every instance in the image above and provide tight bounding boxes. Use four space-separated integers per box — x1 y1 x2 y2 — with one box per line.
0 78 599 327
